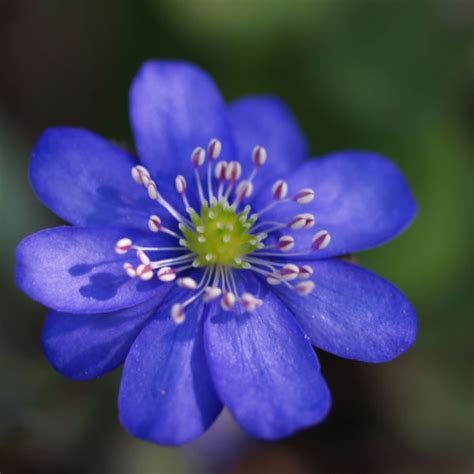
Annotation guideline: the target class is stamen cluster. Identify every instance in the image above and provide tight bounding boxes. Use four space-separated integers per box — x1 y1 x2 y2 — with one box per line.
115 139 331 324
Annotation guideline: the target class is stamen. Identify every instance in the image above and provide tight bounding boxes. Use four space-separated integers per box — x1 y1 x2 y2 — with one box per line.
295 281 315 295
123 262 137 278
277 235 295 251
171 303 186 324
207 138 222 203
311 230 331 250
136 264 153 281
157 267 177 282
242 292 262 311
203 286 222 302
272 179 288 200
177 276 198 289
221 291 236 311
293 188 315 204
115 238 132 254
192 147 207 204
299 265 313 279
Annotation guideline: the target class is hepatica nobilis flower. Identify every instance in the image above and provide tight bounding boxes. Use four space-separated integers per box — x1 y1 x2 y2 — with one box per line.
16 60 418 444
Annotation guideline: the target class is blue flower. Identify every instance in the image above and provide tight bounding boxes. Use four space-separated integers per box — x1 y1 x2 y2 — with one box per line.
16 60 418 445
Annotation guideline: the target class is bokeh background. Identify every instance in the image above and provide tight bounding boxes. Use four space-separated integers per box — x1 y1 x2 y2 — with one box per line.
1 0 472 473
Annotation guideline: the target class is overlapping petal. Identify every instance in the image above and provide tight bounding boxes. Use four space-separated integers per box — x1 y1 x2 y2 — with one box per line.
130 60 235 186
42 289 170 381
229 96 308 194
16 226 177 313
251 151 417 258
30 127 166 230
204 273 331 440
119 291 222 445
273 259 417 362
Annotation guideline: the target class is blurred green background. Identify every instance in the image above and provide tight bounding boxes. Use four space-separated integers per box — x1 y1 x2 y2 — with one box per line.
1 0 472 473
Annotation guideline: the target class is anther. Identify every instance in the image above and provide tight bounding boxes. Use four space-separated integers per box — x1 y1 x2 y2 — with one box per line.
299 265 313 279
147 181 159 200
175 175 187 194
177 277 198 289
203 287 222 302
123 263 137 278
226 161 242 182
191 147 206 167
148 215 162 232
215 161 227 180
295 281 315 295
235 180 253 200
157 267 176 282
131 165 150 185
301 213 315 229
136 249 150 265
311 230 331 250
221 292 236 310
272 179 288 200
294 188 315 204
252 146 267 168
288 214 307 230
115 238 132 254
136 264 153 281
171 303 186 324
277 235 295 251
208 138 222 161
278 264 300 281
242 293 262 311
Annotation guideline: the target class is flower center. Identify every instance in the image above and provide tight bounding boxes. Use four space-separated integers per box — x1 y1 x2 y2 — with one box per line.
182 203 259 268
115 138 332 324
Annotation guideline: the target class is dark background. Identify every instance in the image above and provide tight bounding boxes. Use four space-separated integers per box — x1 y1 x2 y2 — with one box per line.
1 1 472 473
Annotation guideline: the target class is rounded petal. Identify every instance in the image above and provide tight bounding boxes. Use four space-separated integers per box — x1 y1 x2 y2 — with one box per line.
130 60 235 183
16 226 175 313
119 292 222 445
252 152 418 258
273 259 418 362
229 96 308 194
30 127 160 230
204 274 331 440
42 289 170 380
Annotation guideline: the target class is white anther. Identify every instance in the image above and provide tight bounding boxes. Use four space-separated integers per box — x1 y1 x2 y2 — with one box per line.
157 267 176 282
136 264 153 281
136 249 150 265
203 286 222 302
272 179 288 200
252 146 267 168
278 264 300 281
147 181 158 200
266 275 282 285
277 235 295 251
177 277 198 289
295 281 315 296
215 161 228 180
311 230 331 250
236 180 253 199
294 188 315 204
242 293 262 311
131 165 150 184
191 147 206 167
208 138 222 161
301 213 315 229
288 214 307 230
115 238 132 254
299 265 313 279
171 303 186 325
226 161 242 182
175 175 187 194
123 262 137 278
148 215 162 232
221 292 236 310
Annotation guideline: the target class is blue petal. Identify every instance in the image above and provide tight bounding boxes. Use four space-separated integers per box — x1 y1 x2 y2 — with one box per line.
30 127 162 230
42 289 170 381
16 226 176 313
252 152 418 258
130 61 235 185
204 273 331 440
119 290 222 445
273 259 417 362
229 96 308 194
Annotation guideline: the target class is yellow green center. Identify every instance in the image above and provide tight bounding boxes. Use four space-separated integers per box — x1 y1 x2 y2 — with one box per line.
182 202 259 268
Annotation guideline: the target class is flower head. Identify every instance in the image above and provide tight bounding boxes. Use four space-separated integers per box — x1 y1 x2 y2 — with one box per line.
16 60 418 444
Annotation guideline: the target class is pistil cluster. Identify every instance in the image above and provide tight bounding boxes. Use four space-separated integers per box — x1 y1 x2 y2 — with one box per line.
115 139 331 324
